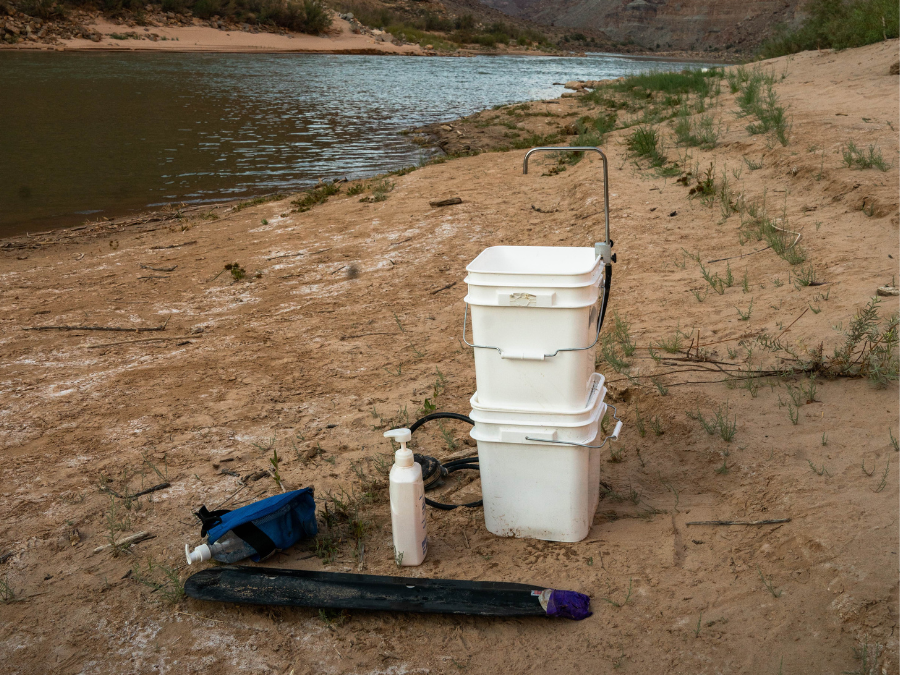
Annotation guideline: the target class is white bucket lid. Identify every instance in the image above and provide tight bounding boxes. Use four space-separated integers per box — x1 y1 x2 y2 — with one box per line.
466 246 602 289
469 373 606 427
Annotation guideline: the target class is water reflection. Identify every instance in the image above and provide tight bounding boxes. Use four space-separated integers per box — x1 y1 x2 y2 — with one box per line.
0 51 712 235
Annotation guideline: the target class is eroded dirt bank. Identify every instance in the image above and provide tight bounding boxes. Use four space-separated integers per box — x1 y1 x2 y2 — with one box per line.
0 40 898 674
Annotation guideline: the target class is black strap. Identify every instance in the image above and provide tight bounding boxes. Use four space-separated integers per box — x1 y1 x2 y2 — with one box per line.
196 505 278 559
196 506 230 537
230 522 277 560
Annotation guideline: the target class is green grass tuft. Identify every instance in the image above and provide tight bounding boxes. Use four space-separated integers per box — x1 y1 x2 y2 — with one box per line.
292 182 340 212
626 126 666 167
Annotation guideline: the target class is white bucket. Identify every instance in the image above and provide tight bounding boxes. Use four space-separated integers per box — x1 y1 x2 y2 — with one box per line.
465 246 604 411
469 376 607 542
469 373 607 424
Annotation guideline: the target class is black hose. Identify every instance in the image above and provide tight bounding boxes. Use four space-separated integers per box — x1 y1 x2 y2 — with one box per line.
407 412 482 511
409 412 473 434
597 262 612 337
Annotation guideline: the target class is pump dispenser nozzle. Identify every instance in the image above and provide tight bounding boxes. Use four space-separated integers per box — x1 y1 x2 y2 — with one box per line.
384 428 413 467
186 543 212 565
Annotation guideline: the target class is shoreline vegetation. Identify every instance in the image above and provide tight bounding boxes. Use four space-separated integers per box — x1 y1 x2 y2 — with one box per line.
2 35 896 247
0 0 736 58
0 0 897 58
0 0 896 59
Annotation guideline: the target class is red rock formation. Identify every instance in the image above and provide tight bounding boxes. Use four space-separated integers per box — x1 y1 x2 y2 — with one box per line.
478 0 806 51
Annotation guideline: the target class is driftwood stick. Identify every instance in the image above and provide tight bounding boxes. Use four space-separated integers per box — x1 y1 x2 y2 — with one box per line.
87 335 199 348
340 332 395 340
775 308 808 342
686 518 791 526
25 317 170 333
140 264 177 272
150 241 197 250
430 197 462 207
100 482 170 499
213 483 248 511
93 531 154 554
431 281 458 295
133 482 171 498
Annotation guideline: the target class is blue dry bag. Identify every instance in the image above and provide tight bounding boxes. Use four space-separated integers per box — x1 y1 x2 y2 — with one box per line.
196 488 317 562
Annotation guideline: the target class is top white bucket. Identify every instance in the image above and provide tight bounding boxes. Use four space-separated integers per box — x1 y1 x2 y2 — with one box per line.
464 246 604 411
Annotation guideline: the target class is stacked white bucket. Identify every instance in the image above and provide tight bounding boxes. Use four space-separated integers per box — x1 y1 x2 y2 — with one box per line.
465 245 619 543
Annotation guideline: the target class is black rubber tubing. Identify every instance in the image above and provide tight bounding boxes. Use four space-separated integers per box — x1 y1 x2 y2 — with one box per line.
597 262 612 338
407 412 482 511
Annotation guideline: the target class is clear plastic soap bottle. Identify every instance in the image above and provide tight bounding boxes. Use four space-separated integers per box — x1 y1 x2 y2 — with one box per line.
185 534 257 565
385 428 427 566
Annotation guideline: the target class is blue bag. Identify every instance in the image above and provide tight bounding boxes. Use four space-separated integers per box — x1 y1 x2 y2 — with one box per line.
196 488 317 562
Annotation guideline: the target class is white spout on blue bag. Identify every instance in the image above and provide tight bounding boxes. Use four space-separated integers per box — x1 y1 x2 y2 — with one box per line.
185 488 317 565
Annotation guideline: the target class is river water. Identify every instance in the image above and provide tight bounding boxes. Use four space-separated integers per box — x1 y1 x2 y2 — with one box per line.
0 51 711 235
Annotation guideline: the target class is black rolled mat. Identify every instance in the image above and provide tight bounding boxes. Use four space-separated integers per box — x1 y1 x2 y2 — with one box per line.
185 565 550 617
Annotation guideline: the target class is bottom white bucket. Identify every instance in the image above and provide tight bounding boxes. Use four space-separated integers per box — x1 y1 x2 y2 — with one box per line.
469 377 607 542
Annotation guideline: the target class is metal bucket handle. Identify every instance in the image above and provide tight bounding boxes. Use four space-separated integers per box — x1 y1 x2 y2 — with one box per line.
462 301 604 360
524 405 623 449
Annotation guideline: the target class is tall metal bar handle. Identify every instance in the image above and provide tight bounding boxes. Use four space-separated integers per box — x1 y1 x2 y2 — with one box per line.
525 406 623 449
523 146 612 264
462 296 605 359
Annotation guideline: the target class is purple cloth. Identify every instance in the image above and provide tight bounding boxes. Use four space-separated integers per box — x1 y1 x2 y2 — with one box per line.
545 590 592 620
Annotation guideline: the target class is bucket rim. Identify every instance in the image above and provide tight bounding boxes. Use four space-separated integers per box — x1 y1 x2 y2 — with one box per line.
469 374 606 423
465 245 601 277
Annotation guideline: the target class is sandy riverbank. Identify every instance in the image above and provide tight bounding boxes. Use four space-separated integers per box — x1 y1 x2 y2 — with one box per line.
0 10 584 56
1 15 426 54
0 40 898 674
0 9 720 58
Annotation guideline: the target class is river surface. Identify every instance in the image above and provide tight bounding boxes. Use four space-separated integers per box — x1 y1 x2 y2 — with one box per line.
0 51 713 236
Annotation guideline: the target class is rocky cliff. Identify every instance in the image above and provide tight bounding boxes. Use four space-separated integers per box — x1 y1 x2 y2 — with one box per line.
478 0 806 51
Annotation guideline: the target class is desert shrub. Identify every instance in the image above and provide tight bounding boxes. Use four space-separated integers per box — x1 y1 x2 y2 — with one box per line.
159 0 186 12
454 13 474 30
759 0 899 57
423 11 452 32
191 0 220 19
21 0 67 19
330 0 395 28
279 0 331 33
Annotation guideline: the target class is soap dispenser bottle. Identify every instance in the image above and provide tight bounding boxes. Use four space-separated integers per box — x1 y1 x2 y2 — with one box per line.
384 428 427 566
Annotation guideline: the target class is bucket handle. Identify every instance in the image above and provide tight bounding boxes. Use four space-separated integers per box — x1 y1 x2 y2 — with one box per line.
523 406 623 450
462 294 604 359
523 146 612 265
